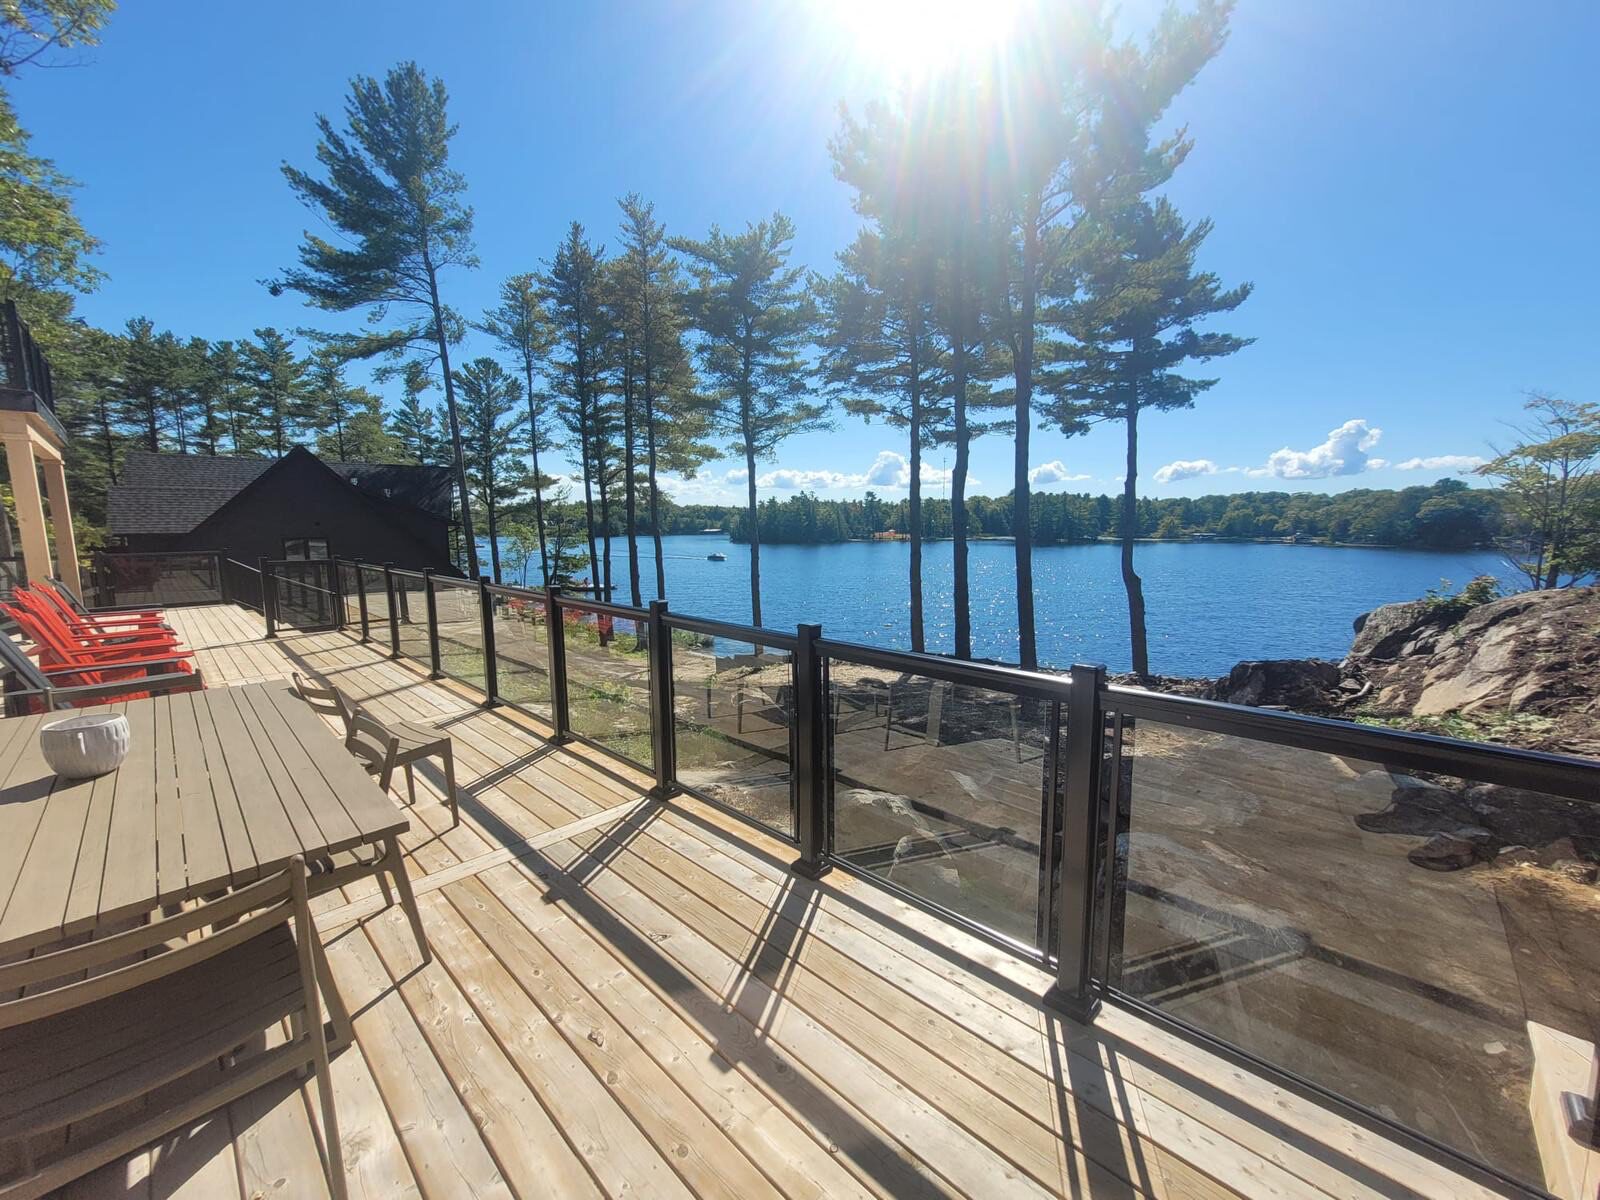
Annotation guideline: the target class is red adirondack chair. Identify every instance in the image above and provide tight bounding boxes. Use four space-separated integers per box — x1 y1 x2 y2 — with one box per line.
21 584 172 639
0 601 194 677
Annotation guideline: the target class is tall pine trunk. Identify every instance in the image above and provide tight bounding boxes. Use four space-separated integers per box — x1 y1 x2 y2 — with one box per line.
950 265 971 660
1121 392 1150 676
623 360 642 608
742 410 762 627
578 407 600 592
426 254 480 578
646 396 666 599
1011 217 1039 670
907 314 925 654
522 361 550 586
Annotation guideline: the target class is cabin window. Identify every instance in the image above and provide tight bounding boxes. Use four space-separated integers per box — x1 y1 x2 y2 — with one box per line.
283 537 330 560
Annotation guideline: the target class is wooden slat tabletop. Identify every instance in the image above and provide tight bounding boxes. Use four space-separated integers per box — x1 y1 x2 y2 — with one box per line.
0 681 407 955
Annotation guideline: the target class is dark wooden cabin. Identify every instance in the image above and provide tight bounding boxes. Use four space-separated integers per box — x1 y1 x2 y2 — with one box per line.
106 447 457 570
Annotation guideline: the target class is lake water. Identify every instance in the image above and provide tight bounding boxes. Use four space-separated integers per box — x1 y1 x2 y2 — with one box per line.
486 533 1516 677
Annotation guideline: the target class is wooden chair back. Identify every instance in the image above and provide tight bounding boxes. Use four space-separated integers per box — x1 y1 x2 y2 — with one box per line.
292 672 356 734
0 862 303 1031
345 709 400 790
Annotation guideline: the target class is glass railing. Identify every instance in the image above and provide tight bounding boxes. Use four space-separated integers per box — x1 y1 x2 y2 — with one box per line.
666 616 797 839
92 551 223 608
311 556 1600 1195
337 560 360 628
554 595 654 770
429 575 485 691
487 585 551 718
390 569 430 667
267 559 338 631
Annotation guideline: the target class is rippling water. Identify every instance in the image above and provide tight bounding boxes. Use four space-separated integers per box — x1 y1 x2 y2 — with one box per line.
489 533 1515 676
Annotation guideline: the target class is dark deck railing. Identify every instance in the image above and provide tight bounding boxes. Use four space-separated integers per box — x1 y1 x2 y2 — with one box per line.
283 558 1598 1196
0 300 55 412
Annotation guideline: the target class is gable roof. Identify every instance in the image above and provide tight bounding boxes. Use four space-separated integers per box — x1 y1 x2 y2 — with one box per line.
107 448 454 536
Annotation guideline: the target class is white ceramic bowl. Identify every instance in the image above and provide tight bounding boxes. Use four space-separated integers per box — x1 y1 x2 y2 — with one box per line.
40 713 131 779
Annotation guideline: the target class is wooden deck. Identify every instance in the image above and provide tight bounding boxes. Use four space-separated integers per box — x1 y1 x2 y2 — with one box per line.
48 603 1500 1200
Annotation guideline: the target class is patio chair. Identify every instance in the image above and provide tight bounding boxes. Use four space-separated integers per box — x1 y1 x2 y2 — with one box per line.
0 601 190 671
0 633 202 714
25 582 171 636
0 858 349 1200
345 707 459 828
40 575 164 623
288 675 429 960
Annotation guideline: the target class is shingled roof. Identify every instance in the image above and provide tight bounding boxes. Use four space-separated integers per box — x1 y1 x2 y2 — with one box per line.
107 449 454 536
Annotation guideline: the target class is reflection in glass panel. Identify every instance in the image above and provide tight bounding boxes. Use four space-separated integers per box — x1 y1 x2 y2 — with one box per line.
430 578 485 693
671 631 794 838
830 664 1051 947
492 591 550 716
101 553 222 607
338 562 360 628
273 561 337 630
392 573 430 666
562 604 653 769
358 566 388 630
1108 718 1598 1188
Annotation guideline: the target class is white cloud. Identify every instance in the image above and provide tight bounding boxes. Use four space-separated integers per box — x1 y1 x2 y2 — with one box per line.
1028 460 1092 487
723 450 966 493
1153 458 1219 484
1252 419 1384 480
1395 454 1485 472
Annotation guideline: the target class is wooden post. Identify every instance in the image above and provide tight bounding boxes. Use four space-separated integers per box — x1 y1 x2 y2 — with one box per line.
2 437 51 587
39 457 81 596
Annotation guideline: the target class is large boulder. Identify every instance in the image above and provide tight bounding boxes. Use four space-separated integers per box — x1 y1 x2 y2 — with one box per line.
1357 586 1600 719
1348 599 1455 661
1204 658 1344 711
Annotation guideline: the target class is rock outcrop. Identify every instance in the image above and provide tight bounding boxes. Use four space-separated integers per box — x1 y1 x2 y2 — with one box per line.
1348 586 1600 729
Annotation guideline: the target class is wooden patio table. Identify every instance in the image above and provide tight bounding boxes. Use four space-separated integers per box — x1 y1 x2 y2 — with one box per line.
0 681 409 957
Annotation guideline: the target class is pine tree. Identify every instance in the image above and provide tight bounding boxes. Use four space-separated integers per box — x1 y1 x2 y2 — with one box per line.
274 61 482 574
455 357 528 583
240 327 312 456
1041 2 1248 677
538 224 607 594
118 317 166 451
479 273 559 586
675 214 823 626
819 229 949 652
616 194 710 602
208 341 249 453
306 349 364 460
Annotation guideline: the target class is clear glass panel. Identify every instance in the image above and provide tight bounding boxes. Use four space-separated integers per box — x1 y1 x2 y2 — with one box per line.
1108 718 1599 1188
829 662 1052 947
392 572 430 667
562 603 653 769
490 590 551 716
358 566 388 631
98 553 221 607
273 561 337 630
671 629 794 838
430 577 486 693
338 562 359 627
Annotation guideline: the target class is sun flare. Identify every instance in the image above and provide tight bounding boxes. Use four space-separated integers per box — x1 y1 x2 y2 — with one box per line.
813 0 1026 82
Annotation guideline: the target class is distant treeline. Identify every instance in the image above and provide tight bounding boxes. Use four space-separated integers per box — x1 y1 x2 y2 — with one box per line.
691 480 1502 549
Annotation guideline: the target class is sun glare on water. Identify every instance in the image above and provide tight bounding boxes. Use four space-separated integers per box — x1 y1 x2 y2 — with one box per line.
813 0 1026 83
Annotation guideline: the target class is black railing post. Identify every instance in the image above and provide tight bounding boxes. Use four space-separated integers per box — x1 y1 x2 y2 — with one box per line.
792 623 831 879
478 575 499 706
422 569 442 678
259 556 278 639
1045 662 1107 1023
545 585 571 740
218 549 231 605
383 562 400 657
355 562 371 643
646 600 675 797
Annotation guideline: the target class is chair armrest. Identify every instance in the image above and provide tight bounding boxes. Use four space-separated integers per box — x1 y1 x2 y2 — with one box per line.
43 670 204 706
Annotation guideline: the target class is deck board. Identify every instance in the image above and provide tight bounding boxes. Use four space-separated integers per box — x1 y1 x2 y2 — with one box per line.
20 603 1499 1200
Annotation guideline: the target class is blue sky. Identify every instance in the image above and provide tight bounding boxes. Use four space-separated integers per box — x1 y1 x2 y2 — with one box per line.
13 0 1598 505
